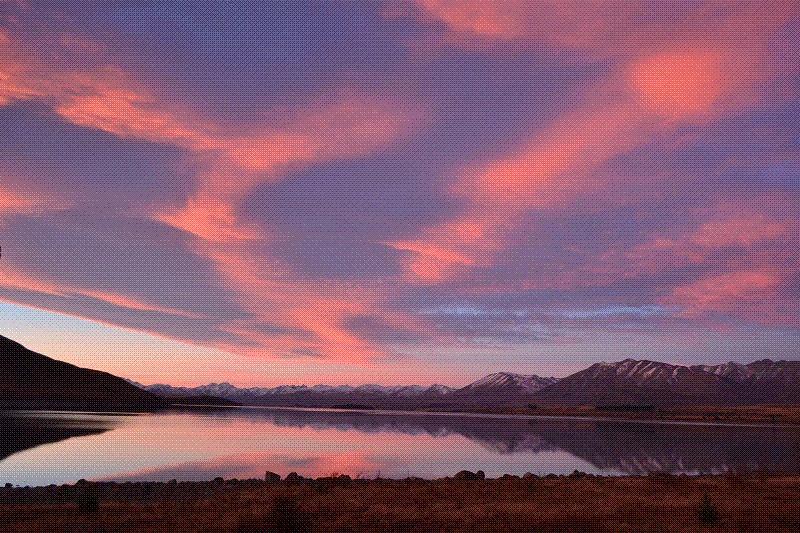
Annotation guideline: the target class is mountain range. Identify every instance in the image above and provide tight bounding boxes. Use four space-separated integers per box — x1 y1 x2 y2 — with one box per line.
533 359 800 406
2 333 798 410
131 371 560 407
134 360 800 408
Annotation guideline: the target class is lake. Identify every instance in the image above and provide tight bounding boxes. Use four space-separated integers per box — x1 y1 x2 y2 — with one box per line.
2 407 799 486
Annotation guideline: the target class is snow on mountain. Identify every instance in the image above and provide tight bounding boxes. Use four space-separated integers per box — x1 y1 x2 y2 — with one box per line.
535 359 744 406
426 384 455 395
693 360 800 403
133 358 798 407
695 360 800 384
460 372 558 394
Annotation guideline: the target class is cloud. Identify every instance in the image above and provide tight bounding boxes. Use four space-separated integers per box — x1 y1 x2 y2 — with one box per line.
0 2 797 378
389 1 795 293
667 269 799 328
0 24 425 362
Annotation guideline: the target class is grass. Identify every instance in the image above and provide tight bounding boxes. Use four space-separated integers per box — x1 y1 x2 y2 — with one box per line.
0 474 798 531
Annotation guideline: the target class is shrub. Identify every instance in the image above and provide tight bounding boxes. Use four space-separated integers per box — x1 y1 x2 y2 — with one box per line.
454 470 485 480
698 493 719 526
76 492 99 513
237 496 312 532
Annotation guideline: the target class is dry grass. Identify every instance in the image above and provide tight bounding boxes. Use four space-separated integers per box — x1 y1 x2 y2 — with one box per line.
1 474 799 531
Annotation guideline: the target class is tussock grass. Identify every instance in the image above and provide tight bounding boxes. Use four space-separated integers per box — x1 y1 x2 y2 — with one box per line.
0 474 798 532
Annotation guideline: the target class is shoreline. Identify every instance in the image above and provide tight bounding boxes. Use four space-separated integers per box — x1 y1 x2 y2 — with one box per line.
2 473 799 531
231 404 800 428
9 403 800 428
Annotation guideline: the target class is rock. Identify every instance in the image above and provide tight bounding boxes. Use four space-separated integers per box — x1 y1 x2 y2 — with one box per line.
264 471 281 483
284 472 304 483
453 470 485 480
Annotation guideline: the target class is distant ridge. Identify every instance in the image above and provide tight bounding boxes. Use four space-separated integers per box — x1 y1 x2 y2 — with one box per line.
133 371 559 408
0 335 165 411
5 331 795 411
132 358 800 408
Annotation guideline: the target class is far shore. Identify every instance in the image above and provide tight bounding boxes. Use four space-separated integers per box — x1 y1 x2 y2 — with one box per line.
2 473 799 531
162 402 800 427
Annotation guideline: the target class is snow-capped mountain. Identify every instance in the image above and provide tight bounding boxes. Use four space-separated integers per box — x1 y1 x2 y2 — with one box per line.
692 360 800 403
533 358 799 406
132 358 799 408
458 372 558 394
134 380 455 408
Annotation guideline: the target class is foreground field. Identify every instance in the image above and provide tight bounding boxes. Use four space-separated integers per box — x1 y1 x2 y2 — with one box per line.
1 473 799 531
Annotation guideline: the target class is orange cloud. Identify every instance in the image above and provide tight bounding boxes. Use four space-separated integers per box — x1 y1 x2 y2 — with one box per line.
0 182 63 217
0 265 205 319
412 0 796 57
391 2 794 284
0 30 425 362
154 200 262 243
0 186 35 212
671 270 777 309
413 0 646 49
665 270 795 328
582 210 796 292
690 215 788 248
200 243 395 362
630 51 723 119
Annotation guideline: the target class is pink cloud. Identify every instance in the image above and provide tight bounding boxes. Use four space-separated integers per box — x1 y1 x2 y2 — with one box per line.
690 215 789 248
665 269 799 328
0 265 205 319
0 30 426 363
389 2 795 285
412 0 796 57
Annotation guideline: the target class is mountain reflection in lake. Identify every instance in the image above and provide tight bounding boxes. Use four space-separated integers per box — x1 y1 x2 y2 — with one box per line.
1 408 798 486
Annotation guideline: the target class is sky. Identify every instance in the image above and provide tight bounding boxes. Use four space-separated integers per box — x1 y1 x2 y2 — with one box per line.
1 0 798 386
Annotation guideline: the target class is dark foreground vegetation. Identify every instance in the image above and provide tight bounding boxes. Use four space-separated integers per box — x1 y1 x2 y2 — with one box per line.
1 473 798 531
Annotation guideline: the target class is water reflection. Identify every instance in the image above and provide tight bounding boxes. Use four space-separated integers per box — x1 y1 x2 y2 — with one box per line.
0 408 798 485
0 412 115 460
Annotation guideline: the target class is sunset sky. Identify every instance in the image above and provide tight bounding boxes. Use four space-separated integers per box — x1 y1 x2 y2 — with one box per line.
1 1 798 386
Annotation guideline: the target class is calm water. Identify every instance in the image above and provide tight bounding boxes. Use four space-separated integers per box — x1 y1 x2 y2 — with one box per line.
1 407 799 486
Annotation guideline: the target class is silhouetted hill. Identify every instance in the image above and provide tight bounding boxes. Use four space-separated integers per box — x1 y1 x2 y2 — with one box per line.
0 335 166 411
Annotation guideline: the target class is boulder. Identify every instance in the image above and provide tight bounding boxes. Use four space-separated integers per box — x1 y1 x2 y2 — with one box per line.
453 470 485 480
284 472 305 483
